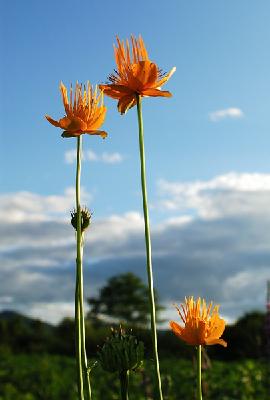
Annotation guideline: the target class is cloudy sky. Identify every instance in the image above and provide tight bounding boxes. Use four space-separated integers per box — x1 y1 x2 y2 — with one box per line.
1 0 270 325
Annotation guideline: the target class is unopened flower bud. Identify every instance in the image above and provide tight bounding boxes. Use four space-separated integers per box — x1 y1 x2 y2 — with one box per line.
97 326 144 373
71 207 92 232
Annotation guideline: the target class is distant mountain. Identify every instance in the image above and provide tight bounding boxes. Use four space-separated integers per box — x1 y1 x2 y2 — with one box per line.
0 310 30 320
0 309 54 331
0 309 61 354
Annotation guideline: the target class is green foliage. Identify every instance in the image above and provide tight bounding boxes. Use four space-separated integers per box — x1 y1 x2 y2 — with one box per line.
228 311 266 358
0 312 55 354
208 311 267 360
0 307 268 362
203 359 270 400
0 352 269 400
0 308 268 361
87 272 163 327
0 354 77 400
97 327 144 373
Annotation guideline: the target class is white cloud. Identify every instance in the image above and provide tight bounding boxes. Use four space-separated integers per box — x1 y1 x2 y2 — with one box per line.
64 148 124 164
26 302 75 324
0 187 91 223
64 149 77 164
1 174 270 324
86 149 98 161
223 269 269 299
209 107 244 122
86 150 123 164
0 296 13 304
101 152 123 164
157 172 270 219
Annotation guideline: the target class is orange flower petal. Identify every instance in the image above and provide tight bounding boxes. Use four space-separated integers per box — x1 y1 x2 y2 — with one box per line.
131 61 158 88
205 338 227 347
60 82 71 116
141 88 172 97
46 82 107 138
85 130 108 139
117 94 137 114
207 317 226 341
169 321 183 337
102 35 175 113
170 297 227 347
99 84 133 99
59 116 87 132
197 320 208 344
57 116 72 129
124 71 143 92
45 115 61 127
179 320 206 346
88 106 107 130
155 66 176 88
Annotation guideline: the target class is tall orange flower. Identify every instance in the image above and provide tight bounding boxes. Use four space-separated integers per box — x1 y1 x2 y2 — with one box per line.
45 82 107 138
170 297 227 347
99 35 176 114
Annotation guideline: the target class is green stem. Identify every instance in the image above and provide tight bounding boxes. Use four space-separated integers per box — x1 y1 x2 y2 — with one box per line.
75 135 84 400
136 94 163 400
79 236 92 400
197 346 203 400
119 370 129 400
75 136 92 400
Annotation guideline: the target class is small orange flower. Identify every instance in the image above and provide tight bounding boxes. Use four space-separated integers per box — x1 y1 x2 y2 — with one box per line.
170 297 227 347
45 82 107 138
99 35 176 114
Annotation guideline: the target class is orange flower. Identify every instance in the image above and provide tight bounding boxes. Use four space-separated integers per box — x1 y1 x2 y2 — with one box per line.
170 297 227 347
45 82 107 138
99 35 176 114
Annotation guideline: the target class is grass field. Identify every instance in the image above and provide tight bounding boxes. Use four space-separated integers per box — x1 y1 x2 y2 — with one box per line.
0 353 269 400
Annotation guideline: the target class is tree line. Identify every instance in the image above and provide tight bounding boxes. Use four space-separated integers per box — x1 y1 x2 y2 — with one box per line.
0 273 268 360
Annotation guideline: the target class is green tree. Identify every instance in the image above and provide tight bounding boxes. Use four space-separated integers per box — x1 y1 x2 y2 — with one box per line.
228 311 266 358
209 311 267 360
87 272 163 327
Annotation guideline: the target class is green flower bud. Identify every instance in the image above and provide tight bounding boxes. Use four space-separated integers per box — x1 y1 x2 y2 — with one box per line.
71 207 92 232
98 326 144 373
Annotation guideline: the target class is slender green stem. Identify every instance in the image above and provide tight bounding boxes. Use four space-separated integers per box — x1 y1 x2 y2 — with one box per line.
79 236 92 400
136 94 163 400
119 370 129 400
197 346 203 400
75 136 92 400
75 136 84 400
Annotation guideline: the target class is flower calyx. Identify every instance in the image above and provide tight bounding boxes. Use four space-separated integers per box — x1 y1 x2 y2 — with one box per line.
97 326 144 373
71 207 92 232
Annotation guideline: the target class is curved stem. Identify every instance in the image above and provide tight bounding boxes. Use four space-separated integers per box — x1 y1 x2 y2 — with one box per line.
136 94 163 400
75 135 84 400
197 346 203 400
119 370 129 400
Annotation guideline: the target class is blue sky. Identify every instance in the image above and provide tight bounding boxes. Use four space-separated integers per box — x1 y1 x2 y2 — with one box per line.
1 0 270 324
